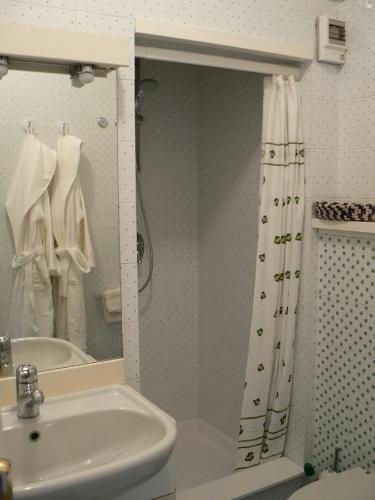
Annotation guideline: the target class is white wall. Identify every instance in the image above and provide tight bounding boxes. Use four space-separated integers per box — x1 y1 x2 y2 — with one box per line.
197 67 262 440
309 1 375 473
138 60 200 421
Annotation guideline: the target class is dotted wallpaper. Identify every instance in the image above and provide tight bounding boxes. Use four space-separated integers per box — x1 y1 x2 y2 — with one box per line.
314 233 375 473
137 60 200 421
0 70 122 361
198 67 263 440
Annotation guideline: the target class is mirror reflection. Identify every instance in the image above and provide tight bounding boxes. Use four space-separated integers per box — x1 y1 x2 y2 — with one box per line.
0 70 122 376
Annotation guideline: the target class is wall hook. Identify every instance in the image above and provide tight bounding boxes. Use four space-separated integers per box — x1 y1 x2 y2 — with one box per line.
57 121 68 136
22 120 34 135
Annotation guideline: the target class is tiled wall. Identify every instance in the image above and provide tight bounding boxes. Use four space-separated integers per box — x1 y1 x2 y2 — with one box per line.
137 60 200 421
309 1 375 473
0 70 121 361
197 67 262 440
314 233 375 473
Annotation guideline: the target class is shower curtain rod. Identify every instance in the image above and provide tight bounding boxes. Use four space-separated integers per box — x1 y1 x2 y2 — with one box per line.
135 45 302 80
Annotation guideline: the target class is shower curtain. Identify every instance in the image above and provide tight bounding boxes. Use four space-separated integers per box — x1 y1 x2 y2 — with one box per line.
236 75 304 469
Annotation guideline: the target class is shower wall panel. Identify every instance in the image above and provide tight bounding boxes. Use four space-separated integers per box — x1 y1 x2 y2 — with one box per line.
197 68 263 440
138 60 200 420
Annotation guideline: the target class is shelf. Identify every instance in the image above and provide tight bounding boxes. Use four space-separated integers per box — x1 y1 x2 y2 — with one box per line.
312 218 375 237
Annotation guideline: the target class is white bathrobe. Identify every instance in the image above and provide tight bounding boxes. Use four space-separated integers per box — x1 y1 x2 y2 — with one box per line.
6 134 58 339
51 135 94 352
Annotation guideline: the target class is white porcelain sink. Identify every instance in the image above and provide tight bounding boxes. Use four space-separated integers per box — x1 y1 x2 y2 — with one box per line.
11 337 95 371
0 385 177 500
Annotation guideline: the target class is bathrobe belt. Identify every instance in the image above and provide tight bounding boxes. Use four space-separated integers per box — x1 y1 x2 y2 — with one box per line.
55 246 91 298
12 247 49 334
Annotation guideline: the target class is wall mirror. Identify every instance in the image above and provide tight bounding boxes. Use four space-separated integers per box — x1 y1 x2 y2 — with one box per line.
0 69 122 377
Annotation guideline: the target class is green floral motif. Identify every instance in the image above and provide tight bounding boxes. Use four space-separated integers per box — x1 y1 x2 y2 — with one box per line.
239 425 244 436
274 198 279 206
257 328 264 337
245 452 255 462
280 414 287 425
295 270 300 278
262 215 268 224
261 291 266 300
253 398 260 406
274 236 281 245
295 233 302 241
262 444 269 454
259 253 266 262
270 150 275 159
257 363 265 372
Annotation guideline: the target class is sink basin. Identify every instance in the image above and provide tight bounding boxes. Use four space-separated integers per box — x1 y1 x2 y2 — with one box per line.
11 337 95 371
0 385 177 499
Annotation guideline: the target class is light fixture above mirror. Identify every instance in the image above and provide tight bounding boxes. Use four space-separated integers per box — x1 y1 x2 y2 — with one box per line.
0 23 129 82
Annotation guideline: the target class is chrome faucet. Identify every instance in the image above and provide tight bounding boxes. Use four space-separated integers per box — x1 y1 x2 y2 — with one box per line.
16 364 44 419
0 337 13 377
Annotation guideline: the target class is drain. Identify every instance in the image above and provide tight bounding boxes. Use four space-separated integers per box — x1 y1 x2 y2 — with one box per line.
29 431 40 442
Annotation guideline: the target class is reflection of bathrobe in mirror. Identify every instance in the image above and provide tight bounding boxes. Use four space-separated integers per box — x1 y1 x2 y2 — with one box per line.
51 135 94 352
5 134 58 339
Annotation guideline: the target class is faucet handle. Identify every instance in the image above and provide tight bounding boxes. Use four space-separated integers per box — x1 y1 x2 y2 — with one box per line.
16 364 38 384
30 389 44 406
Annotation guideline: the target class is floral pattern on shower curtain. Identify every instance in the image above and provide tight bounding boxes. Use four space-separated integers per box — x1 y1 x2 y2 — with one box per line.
236 75 305 470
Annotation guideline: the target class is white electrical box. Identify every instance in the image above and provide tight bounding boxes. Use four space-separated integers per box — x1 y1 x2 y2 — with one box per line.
317 15 347 64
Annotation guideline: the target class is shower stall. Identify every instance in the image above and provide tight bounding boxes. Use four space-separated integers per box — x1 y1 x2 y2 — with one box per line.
135 58 263 492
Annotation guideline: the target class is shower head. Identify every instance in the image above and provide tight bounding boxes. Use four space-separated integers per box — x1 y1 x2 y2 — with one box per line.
135 78 159 114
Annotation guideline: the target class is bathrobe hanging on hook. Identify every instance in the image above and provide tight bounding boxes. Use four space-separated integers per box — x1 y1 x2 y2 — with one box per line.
51 135 94 352
5 133 59 338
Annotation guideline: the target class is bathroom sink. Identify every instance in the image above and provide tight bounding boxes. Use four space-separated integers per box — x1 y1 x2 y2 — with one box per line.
0 385 177 499
11 337 95 371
